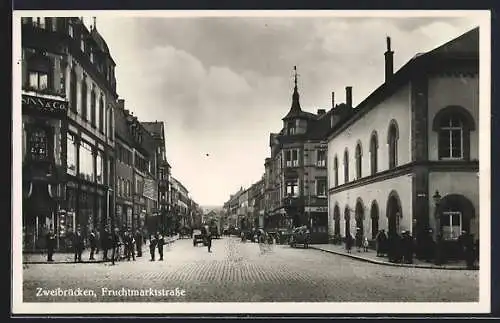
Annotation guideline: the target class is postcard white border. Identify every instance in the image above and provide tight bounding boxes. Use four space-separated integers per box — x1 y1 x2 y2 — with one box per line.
11 10 491 315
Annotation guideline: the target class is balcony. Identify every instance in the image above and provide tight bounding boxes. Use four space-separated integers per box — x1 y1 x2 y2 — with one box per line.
158 179 168 192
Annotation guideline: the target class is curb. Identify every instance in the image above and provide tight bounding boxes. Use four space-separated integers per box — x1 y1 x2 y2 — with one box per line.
23 236 180 265
309 246 478 271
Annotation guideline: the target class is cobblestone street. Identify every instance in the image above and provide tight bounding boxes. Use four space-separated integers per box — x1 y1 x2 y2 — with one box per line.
23 237 479 302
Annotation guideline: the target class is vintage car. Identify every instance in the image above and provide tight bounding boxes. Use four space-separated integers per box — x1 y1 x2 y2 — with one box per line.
192 229 205 246
289 226 311 248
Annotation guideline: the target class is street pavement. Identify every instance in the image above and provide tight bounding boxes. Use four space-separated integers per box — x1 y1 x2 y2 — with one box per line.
22 237 479 302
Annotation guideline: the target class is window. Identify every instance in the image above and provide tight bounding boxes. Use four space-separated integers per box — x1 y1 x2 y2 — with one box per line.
80 35 85 52
69 68 77 112
28 71 48 91
370 132 378 175
388 121 399 169
96 151 103 184
317 150 326 167
287 121 295 135
316 178 327 197
355 143 362 179
98 96 104 133
343 149 349 183
284 149 299 167
90 88 96 127
438 116 464 160
81 79 88 120
29 128 49 161
442 211 462 241
33 17 45 29
333 156 339 187
285 180 299 197
67 133 77 176
68 22 74 38
78 141 94 182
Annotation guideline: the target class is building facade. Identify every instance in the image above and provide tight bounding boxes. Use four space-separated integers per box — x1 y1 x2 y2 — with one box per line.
21 17 117 251
326 29 479 253
141 121 171 235
263 68 332 243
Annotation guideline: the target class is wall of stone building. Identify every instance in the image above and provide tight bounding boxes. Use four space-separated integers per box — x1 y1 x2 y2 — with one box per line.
427 75 479 161
428 172 480 239
328 174 413 240
327 84 411 190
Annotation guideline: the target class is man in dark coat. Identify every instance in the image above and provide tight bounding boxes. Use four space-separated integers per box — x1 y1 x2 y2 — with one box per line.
46 229 56 262
101 228 111 261
124 231 136 261
401 231 414 264
149 234 157 261
458 230 475 269
207 231 213 253
375 230 386 257
73 230 84 263
135 230 143 257
111 228 121 262
156 232 164 261
355 228 363 252
89 230 98 260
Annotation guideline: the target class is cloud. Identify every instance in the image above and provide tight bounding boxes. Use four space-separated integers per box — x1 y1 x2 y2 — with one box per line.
94 14 481 205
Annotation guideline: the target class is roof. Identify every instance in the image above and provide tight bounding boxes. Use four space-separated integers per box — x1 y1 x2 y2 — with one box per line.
90 27 110 54
325 26 479 141
141 121 165 139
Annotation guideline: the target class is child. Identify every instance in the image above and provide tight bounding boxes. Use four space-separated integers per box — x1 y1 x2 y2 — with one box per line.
363 237 369 252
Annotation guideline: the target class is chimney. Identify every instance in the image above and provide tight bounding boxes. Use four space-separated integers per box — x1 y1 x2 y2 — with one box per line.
346 86 352 108
385 36 394 82
317 109 326 116
331 92 335 109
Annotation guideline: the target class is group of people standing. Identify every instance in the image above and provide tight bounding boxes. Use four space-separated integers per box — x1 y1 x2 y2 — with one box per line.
45 227 146 263
344 228 370 254
148 232 168 261
373 228 478 268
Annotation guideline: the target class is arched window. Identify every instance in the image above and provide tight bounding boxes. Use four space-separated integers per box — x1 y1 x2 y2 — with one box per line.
387 120 399 169
355 142 362 179
81 78 88 120
344 207 351 238
333 204 340 236
370 131 378 175
99 96 104 133
432 106 476 161
343 149 349 183
333 155 339 187
90 87 96 127
69 67 77 113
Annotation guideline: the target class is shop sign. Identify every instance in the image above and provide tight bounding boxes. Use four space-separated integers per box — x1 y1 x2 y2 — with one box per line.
22 95 68 114
305 206 328 213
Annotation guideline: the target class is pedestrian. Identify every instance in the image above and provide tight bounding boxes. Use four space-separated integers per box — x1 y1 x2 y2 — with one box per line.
345 233 353 253
101 228 111 261
125 231 136 261
46 229 56 262
149 234 157 261
363 236 369 252
355 228 363 252
112 228 121 262
401 231 414 264
375 230 387 257
156 232 164 261
458 230 475 269
434 233 444 265
89 230 98 260
207 231 213 253
135 230 143 257
73 229 84 263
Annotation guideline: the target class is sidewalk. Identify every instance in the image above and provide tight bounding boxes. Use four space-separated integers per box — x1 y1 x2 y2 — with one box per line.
309 244 478 270
23 235 179 264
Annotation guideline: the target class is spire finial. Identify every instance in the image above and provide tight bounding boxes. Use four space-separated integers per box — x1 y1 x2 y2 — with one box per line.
293 65 298 89
93 17 97 30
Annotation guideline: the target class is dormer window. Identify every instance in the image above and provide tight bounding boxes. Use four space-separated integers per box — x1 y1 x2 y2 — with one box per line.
68 22 74 38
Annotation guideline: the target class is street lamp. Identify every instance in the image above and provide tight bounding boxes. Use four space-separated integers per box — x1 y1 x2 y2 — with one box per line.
432 190 442 236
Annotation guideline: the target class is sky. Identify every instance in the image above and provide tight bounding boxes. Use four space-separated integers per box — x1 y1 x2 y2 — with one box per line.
83 13 480 206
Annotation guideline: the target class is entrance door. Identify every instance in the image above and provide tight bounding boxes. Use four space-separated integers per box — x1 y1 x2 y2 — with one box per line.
344 207 351 237
355 201 364 238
